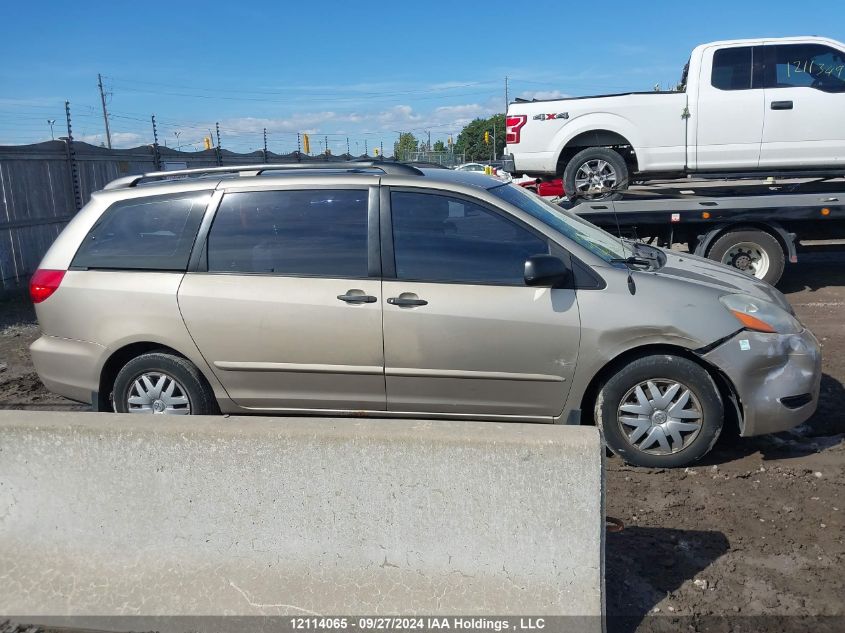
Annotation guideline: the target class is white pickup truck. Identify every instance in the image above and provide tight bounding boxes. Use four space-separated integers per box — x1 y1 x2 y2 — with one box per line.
503 36 845 199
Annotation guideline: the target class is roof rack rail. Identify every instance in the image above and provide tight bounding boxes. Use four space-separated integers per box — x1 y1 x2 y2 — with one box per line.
103 161 424 190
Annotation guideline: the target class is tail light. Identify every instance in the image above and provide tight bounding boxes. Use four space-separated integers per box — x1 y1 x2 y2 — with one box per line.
30 269 65 303
505 115 527 144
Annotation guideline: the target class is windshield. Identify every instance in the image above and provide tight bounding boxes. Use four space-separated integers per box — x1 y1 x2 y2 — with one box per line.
489 183 626 262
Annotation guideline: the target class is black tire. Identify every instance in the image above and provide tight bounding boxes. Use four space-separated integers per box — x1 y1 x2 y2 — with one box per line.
563 147 629 201
595 354 723 468
706 228 785 286
112 351 218 415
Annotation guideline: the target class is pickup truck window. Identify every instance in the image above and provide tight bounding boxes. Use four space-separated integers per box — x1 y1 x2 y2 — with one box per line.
712 46 753 90
489 184 626 262
767 44 845 92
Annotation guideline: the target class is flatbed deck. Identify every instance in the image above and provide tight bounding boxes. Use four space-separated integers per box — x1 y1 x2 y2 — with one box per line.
564 177 845 286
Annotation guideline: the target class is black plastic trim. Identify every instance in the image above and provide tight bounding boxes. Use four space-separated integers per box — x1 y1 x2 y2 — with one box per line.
379 185 396 278
367 185 381 278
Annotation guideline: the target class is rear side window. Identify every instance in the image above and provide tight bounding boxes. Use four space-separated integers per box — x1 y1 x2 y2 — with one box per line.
207 189 369 277
711 46 753 90
766 43 845 92
390 191 548 285
72 192 210 270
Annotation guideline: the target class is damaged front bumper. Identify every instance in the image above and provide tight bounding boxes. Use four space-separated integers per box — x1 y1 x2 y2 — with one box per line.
701 329 822 437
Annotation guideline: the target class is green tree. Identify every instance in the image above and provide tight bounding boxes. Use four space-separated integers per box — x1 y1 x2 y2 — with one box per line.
433 139 446 152
393 132 419 161
454 114 506 162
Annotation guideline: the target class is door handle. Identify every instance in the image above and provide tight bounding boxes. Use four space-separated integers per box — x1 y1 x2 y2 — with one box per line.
337 292 377 304
770 100 793 110
387 296 428 307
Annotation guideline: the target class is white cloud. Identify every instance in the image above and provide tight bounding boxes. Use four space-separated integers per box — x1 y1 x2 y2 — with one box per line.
517 90 571 101
214 102 497 139
78 131 143 148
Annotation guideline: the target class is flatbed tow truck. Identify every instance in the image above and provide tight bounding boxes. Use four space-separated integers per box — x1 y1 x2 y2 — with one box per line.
561 175 845 286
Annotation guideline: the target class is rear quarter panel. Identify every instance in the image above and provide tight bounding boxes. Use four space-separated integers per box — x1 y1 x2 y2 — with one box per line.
34 271 229 405
507 93 688 173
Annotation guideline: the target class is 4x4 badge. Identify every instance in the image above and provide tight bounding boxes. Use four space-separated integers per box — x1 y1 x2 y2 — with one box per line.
533 113 569 120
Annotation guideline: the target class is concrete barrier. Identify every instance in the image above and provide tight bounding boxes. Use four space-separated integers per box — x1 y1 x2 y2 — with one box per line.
0 410 603 617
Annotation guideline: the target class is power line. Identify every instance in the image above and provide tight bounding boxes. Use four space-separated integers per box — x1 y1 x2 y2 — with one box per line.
104 75 499 98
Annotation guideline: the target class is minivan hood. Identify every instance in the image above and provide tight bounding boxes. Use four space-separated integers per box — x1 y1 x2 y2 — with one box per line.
651 250 792 312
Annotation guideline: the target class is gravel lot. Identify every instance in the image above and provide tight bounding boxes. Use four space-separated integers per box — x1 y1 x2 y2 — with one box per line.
1 249 842 632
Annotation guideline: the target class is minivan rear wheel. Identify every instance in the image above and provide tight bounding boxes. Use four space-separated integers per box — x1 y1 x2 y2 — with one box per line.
595 354 723 468
112 352 217 415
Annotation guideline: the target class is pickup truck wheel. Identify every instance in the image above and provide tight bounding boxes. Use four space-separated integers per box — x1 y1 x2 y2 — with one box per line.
706 229 785 286
564 147 629 201
595 354 723 468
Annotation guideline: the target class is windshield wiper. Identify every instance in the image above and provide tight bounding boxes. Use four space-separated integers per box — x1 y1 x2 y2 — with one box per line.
610 256 653 269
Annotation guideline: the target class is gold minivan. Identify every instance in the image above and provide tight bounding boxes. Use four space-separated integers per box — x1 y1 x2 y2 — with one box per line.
29 162 821 467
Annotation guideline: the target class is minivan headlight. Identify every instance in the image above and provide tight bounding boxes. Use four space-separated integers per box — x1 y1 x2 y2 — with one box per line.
720 293 802 334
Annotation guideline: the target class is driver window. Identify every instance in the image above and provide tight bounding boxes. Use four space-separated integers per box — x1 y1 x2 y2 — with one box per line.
390 191 549 286
768 44 845 92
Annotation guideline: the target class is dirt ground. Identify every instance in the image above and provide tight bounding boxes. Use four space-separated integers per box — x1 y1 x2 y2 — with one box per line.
1 249 843 632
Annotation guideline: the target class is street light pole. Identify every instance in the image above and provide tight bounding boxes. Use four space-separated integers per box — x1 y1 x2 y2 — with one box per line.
47 119 56 140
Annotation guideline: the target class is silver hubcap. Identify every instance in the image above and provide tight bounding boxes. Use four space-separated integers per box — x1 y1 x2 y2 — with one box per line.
127 372 191 415
721 242 770 279
574 159 617 198
617 379 703 455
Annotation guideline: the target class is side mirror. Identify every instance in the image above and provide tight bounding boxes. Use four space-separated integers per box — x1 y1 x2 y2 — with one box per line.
524 254 572 288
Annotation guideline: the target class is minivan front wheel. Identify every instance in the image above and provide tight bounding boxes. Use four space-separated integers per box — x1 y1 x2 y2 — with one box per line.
595 354 723 468
112 352 217 415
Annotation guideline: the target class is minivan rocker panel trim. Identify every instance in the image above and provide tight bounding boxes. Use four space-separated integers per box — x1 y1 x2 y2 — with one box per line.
213 361 566 382
214 361 384 375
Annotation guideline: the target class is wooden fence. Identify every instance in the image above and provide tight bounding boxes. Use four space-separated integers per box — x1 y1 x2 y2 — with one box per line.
0 141 369 292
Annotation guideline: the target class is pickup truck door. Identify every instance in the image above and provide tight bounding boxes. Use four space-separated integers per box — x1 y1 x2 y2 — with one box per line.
759 42 845 168
695 43 765 170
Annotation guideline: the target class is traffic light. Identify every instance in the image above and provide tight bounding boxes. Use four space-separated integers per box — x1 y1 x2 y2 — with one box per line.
374 147 380 156
484 131 490 145
302 134 311 154
447 135 453 146
203 137 212 150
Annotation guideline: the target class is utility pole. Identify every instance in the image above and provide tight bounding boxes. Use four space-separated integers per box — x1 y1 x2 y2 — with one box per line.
380 141 384 158
346 137 350 156
263 127 268 161
364 140 368 156
151 115 161 171
324 135 329 156
504 76 509 113
97 73 112 149
297 132 302 160
215 122 222 166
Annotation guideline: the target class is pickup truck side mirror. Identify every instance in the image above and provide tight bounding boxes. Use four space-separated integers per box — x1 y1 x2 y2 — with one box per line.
524 254 572 288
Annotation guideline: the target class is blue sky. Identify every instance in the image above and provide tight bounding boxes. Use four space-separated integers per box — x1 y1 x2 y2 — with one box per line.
2 1 843 155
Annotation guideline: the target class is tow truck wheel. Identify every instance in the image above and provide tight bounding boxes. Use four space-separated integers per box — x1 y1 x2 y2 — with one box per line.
563 147 629 201
706 228 785 286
